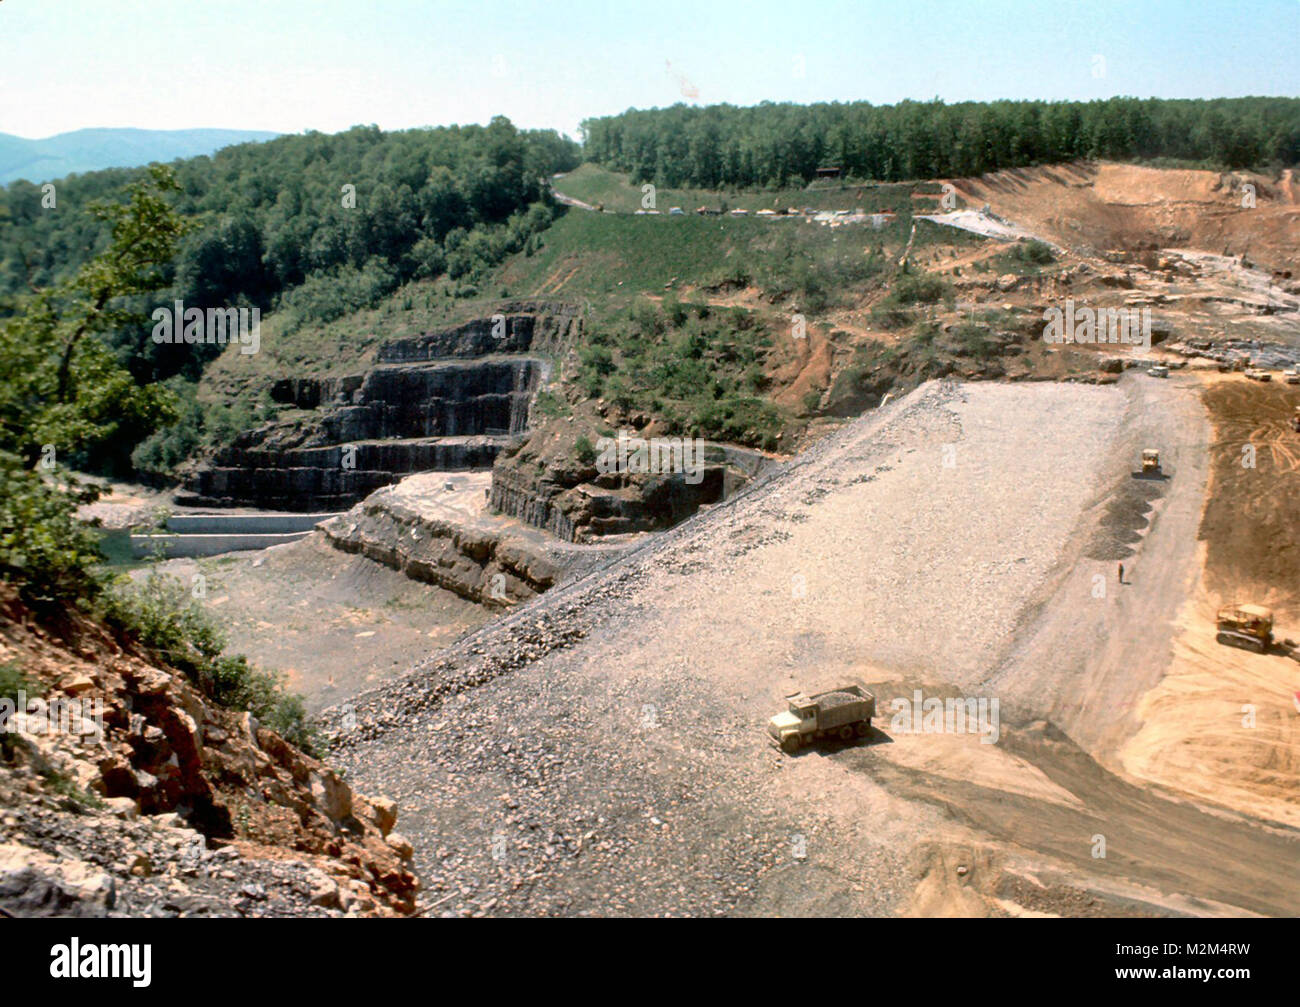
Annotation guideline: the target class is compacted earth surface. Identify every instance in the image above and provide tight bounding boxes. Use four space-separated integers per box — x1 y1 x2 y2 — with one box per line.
327 377 1300 917
139 537 494 714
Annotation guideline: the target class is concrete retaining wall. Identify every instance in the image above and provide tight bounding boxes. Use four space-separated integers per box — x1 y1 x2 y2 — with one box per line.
162 512 341 534
129 532 311 558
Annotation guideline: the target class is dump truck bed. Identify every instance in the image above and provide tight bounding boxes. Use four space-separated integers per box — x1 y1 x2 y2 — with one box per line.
807 686 875 729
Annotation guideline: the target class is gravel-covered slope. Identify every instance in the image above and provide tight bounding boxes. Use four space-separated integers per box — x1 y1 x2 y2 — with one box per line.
327 378 1296 917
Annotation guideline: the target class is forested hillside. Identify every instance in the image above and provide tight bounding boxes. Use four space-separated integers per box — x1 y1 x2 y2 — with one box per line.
0 118 580 386
581 97 1300 188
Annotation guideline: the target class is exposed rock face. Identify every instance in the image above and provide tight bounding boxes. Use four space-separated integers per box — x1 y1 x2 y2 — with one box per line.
183 302 578 511
270 374 364 410
377 300 580 362
319 360 545 439
317 473 629 606
0 587 418 916
184 431 511 512
490 441 775 543
320 498 557 605
270 360 545 441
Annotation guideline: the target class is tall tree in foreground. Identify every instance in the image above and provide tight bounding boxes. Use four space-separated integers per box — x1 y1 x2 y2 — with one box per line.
0 164 194 600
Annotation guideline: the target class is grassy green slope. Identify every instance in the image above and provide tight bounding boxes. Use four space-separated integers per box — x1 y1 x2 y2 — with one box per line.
553 162 936 214
198 166 1000 452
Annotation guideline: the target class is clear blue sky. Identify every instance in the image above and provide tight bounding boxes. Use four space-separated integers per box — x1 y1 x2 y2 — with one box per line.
1 0 1296 140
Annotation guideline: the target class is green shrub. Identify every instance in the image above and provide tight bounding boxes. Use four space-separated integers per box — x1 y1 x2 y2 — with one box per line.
662 294 688 327
0 661 36 705
889 271 950 306
99 570 224 676
946 323 999 359
869 303 914 330
1011 240 1055 265
531 389 570 418
0 661 36 758
574 435 597 465
683 394 783 448
992 239 1056 275
99 571 316 753
277 257 399 330
0 453 104 604
209 654 314 752
43 769 104 809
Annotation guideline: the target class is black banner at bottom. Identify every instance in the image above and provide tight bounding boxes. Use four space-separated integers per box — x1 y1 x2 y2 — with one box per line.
0 916 1286 995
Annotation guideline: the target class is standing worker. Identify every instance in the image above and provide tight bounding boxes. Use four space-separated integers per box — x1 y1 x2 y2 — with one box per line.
1118 563 1125 585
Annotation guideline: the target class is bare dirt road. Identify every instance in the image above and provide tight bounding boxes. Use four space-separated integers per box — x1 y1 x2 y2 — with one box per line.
330 378 1300 917
1118 375 1300 828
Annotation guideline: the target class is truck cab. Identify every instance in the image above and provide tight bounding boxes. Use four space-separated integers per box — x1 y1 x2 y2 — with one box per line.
767 698 816 750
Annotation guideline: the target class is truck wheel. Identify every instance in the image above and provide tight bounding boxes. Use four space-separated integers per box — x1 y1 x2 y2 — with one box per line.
855 721 871 737
781 735 801 755
838 725 854 742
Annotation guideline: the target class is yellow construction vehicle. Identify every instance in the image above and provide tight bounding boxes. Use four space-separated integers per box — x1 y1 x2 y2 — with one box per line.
768 685 875 754
1141 448 1161 475
1215 604 1274 654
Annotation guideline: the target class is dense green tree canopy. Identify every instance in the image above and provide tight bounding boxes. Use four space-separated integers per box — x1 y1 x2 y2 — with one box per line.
0 166 194 599
0 119 581 382
581 97 1300 188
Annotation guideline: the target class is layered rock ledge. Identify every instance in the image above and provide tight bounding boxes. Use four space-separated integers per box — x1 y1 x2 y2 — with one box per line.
183 302 579 511
318 471 633 606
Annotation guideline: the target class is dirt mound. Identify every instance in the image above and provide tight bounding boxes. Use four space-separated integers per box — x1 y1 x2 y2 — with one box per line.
954 162 1300 274
1119 588 1300 829
1112 373 1300 830
1198 376 1300 618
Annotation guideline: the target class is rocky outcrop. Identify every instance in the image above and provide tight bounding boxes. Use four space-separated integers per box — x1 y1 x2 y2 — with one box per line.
377 300 581 362
186 358 545 509
270 374 365 410
183 432 511 512
183 303 578 511
319 360 545 440
269 359 546 442
490 439 774 543
318 473 628 606
0 587 417 916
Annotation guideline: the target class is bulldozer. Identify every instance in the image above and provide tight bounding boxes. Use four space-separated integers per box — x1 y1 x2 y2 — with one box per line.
1141 448 1161 475
1290 406 1300 433
1215 604 1274 654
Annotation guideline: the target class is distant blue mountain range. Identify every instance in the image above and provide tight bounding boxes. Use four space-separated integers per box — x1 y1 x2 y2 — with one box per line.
0 128 281 185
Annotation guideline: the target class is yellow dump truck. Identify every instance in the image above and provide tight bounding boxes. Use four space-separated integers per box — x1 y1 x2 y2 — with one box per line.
1215 604 1274 654
768 685 875 754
